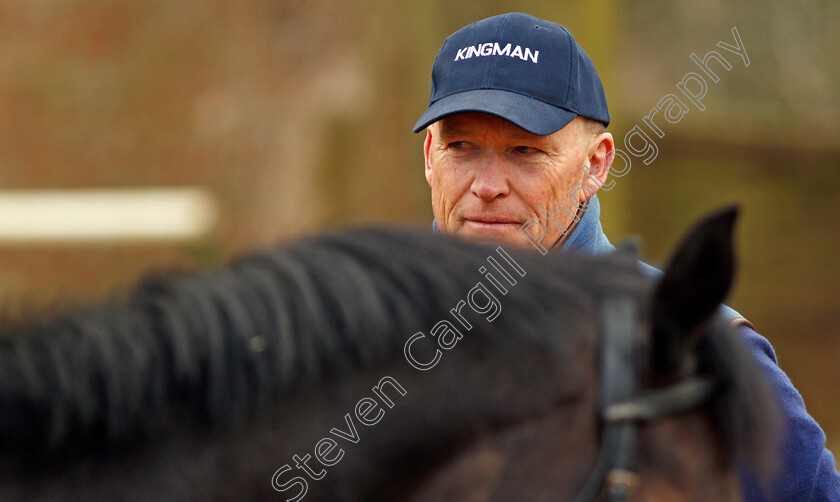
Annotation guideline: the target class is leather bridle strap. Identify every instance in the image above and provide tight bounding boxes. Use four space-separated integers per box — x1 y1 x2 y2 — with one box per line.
573 294 641 502
572 295 718 502
603 377 717 424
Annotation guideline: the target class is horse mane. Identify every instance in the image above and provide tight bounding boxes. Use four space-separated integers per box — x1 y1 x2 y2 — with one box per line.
0 229 583 454
0 227 777 479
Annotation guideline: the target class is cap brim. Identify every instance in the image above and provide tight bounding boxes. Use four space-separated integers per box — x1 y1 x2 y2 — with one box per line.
412 89 577 135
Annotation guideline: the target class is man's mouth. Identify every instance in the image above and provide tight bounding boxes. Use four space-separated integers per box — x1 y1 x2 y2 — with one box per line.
463 217 521 230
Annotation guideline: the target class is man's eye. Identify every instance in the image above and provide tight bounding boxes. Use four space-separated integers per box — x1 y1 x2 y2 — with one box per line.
449 141 470 149
514 146 540 154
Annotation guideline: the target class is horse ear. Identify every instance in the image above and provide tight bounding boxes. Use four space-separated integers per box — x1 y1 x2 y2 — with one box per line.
650 206 739 380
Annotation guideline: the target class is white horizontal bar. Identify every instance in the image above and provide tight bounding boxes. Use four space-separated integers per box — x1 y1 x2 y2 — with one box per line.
0 187 218 243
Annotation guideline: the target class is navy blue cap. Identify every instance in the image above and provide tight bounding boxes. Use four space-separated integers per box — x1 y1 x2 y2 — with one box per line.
413 13 609 135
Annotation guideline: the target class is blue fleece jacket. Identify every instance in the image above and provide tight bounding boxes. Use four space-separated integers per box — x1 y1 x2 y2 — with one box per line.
434 194 840 500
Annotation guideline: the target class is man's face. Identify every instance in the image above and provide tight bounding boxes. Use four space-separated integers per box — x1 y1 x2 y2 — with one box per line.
424 112 609 249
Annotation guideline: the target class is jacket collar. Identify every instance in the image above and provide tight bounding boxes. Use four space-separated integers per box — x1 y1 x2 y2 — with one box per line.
560 194 615 255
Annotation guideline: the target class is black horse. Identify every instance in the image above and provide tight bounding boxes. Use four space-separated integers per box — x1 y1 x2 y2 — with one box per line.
0 208 779 501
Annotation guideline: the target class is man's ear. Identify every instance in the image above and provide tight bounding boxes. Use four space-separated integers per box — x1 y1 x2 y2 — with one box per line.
650 206 739 380
585 131 615 191
576 131 615 204
424 127 434 187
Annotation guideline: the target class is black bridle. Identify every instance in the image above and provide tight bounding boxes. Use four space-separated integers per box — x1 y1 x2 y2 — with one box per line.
572 293 718 502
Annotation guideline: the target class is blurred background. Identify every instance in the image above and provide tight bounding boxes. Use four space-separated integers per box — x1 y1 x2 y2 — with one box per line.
0 1 837 454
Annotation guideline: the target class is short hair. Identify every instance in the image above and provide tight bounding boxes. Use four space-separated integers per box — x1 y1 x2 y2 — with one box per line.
583 117 607 137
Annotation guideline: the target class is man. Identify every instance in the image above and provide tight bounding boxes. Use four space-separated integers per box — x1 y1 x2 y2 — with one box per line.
413 12 840 501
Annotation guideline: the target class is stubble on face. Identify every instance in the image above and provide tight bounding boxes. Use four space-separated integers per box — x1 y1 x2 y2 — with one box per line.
425 113 595 250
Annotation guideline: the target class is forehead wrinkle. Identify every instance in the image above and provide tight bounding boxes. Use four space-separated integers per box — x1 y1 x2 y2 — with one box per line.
436 115 544 141
437 126 474 140
504 127 545 141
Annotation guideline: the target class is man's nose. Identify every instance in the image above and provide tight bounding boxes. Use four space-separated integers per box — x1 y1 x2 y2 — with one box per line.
470 155 510 202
